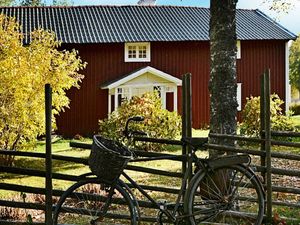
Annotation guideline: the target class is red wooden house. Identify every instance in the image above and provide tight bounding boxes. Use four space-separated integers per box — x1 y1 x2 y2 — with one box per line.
0 5 296 137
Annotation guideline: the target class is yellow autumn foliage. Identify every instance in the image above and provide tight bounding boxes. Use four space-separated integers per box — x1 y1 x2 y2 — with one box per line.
0 14 86 153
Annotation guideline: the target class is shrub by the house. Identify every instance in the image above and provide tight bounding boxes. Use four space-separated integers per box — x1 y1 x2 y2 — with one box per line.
240 94 294 137
99 92 182 151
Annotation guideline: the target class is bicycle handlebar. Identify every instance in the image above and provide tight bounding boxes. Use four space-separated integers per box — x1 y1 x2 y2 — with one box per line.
124 116 146 139
124 117 208 151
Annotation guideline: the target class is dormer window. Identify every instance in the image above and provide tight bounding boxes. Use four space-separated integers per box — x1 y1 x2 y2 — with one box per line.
125 42 151 62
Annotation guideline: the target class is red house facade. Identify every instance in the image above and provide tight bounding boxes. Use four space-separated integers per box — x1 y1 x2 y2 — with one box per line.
0 5 296 137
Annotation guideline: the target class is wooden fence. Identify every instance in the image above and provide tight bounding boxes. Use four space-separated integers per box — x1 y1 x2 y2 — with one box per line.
1 135 299 224
0 73 299 224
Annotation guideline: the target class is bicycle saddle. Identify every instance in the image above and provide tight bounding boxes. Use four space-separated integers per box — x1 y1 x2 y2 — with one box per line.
181 137 208 150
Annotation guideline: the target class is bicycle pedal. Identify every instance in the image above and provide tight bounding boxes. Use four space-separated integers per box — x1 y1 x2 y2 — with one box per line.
157 199 168 209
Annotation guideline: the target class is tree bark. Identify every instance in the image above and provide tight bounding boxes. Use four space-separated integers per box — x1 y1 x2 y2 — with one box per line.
209 0 238 158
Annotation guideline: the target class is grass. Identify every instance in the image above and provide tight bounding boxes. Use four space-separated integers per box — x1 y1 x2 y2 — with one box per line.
273 206 300 224
192 128 209 137
291 115 300 128
0 138 91 198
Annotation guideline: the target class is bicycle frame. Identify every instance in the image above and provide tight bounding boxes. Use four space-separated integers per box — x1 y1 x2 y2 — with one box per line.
121 153 192 224
116 145 253 224
116 142 204 224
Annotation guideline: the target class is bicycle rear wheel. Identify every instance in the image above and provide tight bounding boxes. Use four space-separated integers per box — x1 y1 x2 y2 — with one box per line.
185 164 264 225
53 178 138 225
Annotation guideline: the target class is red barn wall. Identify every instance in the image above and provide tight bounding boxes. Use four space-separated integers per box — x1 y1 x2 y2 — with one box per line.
237 40 286 103
56 40 286 137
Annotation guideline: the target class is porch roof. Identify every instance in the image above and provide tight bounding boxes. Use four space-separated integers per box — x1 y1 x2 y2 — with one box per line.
101 66 182 89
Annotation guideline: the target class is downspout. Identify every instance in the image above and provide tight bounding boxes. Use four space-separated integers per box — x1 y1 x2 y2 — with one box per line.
285 41 291 113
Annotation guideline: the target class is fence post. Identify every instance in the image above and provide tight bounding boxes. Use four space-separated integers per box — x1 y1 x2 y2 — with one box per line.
185 74 193 182
45 84 53 225
181 74 193 182
260 74 266 183
264 70 272 224
182 76 187 175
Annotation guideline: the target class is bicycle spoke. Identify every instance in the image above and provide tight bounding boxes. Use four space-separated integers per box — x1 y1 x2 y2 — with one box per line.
200 172 224 200
227 169 237 196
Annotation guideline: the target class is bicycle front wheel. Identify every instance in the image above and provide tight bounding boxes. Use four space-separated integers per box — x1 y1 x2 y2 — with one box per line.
185 164 264 225
53 178 138 225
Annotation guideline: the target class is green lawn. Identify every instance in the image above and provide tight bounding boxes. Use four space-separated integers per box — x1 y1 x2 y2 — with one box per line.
192 128 209 137
291 115 300 128
0 138 91 198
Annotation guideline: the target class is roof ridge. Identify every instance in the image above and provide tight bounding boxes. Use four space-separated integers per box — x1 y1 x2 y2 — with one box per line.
0 5 258 11
0 5 264 14
236 7 258 11
0 5 206 9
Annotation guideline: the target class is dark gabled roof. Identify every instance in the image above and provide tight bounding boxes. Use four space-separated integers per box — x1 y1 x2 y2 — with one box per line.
0 5 296 44
236 9 296 40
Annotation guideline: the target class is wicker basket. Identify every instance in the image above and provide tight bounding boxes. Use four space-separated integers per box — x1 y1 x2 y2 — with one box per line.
88 135 132 183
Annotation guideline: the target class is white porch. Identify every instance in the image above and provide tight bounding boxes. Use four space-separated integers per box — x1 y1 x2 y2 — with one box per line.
101 66 182 113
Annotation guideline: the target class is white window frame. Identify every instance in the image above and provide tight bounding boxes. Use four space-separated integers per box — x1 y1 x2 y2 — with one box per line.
237 40 241 59
124 42 151 62
237 83 242 111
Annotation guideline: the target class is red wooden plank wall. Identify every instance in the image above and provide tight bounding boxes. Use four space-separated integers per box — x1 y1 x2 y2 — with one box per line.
56 40 286 137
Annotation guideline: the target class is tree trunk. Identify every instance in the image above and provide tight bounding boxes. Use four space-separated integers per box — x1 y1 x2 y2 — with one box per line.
209 0 238 158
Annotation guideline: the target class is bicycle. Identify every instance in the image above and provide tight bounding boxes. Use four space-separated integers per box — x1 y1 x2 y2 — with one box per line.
53 116 265 225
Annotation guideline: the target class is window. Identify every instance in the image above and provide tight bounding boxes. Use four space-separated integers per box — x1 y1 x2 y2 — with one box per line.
154 86 161 97
117 88 130 106
125 42 150 62
237 40 241 59
128 46 136 59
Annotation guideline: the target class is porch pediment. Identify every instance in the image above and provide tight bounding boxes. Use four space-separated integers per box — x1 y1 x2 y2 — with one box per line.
101 66 182 89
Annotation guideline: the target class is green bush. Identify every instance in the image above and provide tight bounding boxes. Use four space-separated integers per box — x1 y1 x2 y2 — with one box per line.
240 94 294 137
99 92 182 151
289 103 300 115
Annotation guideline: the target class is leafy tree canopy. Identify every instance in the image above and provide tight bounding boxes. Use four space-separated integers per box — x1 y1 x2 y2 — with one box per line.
263 0 296 13
5 0 72 6
290 35 300 91
0 14 86 155
53 0 72 6
0 0 14 6
20 0 43 6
